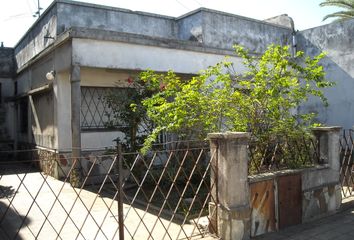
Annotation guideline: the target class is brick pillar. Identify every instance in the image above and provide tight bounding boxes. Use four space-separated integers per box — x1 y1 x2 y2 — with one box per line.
208 132 251 240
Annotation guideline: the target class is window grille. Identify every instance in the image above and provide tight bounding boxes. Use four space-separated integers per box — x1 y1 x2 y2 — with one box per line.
80 87 127 130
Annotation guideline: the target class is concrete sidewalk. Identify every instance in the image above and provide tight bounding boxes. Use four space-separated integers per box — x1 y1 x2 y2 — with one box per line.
254 207 354 240
2 170 354 240
0 172 214 240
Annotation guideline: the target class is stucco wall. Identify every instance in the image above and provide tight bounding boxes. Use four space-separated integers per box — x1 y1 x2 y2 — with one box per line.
13 1 296 73
30 91 55 148
14 6 57 70
297 19 354 129
0 48 15 77
202 10 292 53
81 131 124 149
80 67 135 87
72 38 245 74
0 78 15 140
56 1 176 39
55 71 71 151
177 10 203 42
15 70 31 95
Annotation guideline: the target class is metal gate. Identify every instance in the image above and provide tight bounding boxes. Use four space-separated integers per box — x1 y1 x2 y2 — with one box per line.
339 129 354 199
0 141 217 240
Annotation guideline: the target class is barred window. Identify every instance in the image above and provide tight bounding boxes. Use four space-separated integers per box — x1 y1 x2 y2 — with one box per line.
80 87 127 130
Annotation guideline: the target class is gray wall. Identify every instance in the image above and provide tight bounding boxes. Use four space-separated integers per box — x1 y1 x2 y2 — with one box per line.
0 47 15 78
56 1 177 39
201 10 292 53
177 10 203 42
0 48 15 142
298 19 354 129
14 0 296 71
31 91 55 148
14 5 57 69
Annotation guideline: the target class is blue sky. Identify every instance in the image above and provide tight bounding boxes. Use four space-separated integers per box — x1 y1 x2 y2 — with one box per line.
0 0 340 47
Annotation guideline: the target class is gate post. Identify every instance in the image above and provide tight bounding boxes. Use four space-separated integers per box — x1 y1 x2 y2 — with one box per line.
312 126 342 170
208 132 251 240
311 126 342 212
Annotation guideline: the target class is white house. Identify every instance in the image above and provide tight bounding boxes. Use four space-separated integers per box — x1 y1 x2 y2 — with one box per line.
1 0 353 178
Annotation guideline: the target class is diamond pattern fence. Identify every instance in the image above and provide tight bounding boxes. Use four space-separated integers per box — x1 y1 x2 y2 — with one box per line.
119 141 217 240
339 129 354 199
0 141 217 240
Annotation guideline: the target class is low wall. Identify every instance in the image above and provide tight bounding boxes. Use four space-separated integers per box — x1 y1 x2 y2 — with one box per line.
208 127 341 240
43 149 117 185
249 165 341 237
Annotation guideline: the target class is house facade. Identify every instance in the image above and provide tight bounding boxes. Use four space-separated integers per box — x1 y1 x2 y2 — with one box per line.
1 0 353 177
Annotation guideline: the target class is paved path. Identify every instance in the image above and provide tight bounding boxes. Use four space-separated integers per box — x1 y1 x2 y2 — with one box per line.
2 170 354 240
0 172 213 240
253 207 354 240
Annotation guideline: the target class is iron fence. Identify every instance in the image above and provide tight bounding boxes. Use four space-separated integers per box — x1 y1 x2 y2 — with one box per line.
248 136 319 175
339 129 354 199
0 142 217 240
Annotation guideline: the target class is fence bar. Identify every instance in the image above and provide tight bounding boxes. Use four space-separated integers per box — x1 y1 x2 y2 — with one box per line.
117 143 125 240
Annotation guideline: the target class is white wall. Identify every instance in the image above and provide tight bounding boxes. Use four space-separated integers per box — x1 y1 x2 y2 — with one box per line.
55 71 72 151
81 67 137 87
72 39 246 74
81 131 124 149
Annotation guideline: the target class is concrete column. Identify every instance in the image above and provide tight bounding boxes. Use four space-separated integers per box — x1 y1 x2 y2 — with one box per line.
208 132 251 240
312 126 342 170
70 64 82 187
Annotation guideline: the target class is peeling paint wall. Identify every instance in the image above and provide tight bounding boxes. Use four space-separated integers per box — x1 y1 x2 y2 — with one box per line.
302 184 341 222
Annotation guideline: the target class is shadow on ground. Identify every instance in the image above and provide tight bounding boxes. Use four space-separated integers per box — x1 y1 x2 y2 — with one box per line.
0 185 30 240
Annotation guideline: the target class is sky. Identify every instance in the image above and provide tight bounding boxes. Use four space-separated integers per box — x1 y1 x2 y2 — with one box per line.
0 0 340 47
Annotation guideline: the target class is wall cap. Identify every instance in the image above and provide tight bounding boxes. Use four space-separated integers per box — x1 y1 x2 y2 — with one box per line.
248 164 329 183
207 132 251 140
311 126 342 132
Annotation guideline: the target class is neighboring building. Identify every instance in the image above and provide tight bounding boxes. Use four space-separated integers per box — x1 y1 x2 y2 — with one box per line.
0 0 352 177
0 47 15 155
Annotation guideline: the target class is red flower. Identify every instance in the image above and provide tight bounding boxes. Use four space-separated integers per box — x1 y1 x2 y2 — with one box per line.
159 82 166 91
127 77 134 84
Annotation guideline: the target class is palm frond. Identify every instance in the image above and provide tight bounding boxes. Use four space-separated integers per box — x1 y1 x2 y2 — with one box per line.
320 0 354 9
322 10 354 21
320 0 354 21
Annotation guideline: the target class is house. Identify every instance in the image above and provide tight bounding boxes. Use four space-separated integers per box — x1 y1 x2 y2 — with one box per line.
0 0 353 178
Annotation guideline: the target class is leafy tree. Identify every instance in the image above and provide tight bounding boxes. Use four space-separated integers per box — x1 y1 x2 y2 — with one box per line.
104 78 157 152
320 0 354 21
139 44 333 161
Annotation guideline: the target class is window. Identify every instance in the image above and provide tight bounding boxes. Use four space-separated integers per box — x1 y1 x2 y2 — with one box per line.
80 87 128 130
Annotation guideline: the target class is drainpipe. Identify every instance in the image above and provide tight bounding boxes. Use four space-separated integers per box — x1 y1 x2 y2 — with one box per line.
289 17 297 58
70 64 82 187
